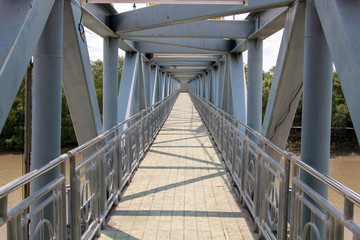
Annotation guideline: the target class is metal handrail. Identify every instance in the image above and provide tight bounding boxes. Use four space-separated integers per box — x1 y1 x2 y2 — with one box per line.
190 90 360 207
0 90 179 239
0 94 172 199
0 154 68 199
68 99 164 156
189 90 360 240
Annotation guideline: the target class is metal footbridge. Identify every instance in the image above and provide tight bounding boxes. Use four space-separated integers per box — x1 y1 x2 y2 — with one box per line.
1 0 360 239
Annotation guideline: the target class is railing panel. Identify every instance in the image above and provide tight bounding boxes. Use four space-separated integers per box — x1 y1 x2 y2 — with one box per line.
189 90 360 240
0 91 179 240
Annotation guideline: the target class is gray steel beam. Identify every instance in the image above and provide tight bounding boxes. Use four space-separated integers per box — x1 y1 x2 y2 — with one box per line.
231 53 247 126
160 72 166 99
152 56 222 62
142 58 152 107
103 37 119 131
131 38 234 52
221 57 232 113
247 7 288 39
30 0 63 237
157 61 214 66
110 0 295 33
131 54 146 114
226 53 247 126
120 20 254 39
262 1 305 149
300 1 333 237
230 39 248 53
134 42 227 54
0 0 55 132
247 39 263 133
118 52 145 122
150 66 160 104
63 1 102 144
210 67 217 104
314 0 360 143
204 72 210 101
163 69 205 73
82 3 118 37
217 62 225 108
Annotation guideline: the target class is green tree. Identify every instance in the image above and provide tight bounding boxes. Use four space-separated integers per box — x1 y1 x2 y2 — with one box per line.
332 72 352 134
0 56 124 151
0 82 25 150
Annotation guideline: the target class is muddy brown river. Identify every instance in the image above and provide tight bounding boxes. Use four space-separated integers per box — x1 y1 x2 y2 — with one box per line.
0 152 359 239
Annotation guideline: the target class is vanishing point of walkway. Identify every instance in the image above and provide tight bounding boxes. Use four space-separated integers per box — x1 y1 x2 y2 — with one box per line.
99 93 256 240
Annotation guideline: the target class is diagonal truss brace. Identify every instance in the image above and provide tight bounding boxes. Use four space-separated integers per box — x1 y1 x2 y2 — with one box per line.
62 0 103 144
0 0 55 132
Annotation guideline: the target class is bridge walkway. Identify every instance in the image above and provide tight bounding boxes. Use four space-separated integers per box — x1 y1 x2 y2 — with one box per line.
99 93 256 240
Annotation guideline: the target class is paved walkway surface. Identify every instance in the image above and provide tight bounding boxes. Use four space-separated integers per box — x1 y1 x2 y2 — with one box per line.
99 93 256 240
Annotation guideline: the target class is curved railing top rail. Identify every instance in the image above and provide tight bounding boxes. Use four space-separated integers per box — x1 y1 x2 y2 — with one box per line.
0 91 178 200
189 90 360 207
0 154 69 199
67 97 166 156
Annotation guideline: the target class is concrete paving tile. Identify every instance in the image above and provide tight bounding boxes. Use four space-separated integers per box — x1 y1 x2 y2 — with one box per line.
100 94 255 240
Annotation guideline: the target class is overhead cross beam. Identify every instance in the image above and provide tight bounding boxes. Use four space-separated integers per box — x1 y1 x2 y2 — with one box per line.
110 0 295 33
86 0 248 3
134 42 228 54
119 20 254 39
130 38 235 52
0 0 55 132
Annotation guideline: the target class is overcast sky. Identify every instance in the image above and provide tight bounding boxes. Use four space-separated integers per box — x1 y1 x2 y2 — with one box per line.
85 3 283 72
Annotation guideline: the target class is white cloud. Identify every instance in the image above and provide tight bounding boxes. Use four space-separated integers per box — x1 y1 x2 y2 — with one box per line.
85 28 103 61
263 30 283 72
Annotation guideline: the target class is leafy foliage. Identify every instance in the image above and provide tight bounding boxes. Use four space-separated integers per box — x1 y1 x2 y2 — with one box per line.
0 60 353 151
0 56 124 151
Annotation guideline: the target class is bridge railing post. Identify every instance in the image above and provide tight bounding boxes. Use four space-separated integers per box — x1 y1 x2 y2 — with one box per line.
70 155 81 239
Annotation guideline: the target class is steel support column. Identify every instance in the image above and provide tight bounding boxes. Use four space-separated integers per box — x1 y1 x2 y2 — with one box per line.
30 0 63 236
217 62 225 108
151 66 160 104
160 72 166 99
204 72 210 101
247 39 263 133
228 53 247 128
103 37 118 131
210 67 217 104
118 52 138 122
301 1 333 237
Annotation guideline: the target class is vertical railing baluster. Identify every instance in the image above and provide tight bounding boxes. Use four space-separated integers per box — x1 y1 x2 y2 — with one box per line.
278 158 291 240
70 155 81 239
60 161 66 240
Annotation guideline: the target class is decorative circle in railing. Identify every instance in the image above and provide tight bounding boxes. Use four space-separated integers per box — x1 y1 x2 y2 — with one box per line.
247 156 256 198
32 219 55 240
106 152 114 193
80 179 93 223
302 222 321 240
266 182 279 228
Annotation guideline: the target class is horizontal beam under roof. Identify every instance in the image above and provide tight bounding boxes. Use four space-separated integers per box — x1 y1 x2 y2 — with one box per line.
86 0 248 3
119 20 254 39
134 42 228 54
129 38 235 52
110 0 294 33
156 61 214 66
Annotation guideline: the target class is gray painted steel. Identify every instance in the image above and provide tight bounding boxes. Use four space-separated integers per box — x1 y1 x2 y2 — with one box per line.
103 37 119 131
30 0 63 237
62 1 102 144
262 1 305 149
247 39 263 133
0 0 55 133
300 1 333 237
1 0 360 239
111 0 295 33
